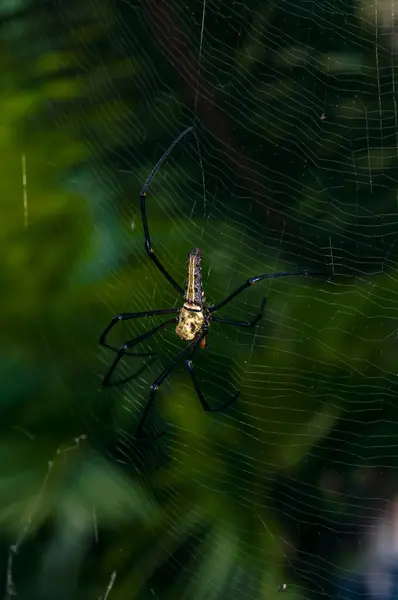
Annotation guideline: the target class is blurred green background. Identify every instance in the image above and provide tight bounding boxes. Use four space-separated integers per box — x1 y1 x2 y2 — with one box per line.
2 0 398 599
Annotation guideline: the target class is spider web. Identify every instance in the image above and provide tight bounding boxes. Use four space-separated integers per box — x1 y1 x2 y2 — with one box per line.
78 0 398 598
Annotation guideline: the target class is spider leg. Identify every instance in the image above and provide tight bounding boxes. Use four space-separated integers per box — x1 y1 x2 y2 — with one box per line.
185 358 240 413
99 308 178 353
140 127 193 297
135 339 196 438
208 269 323 313
212 296 266 328
102 316 178 387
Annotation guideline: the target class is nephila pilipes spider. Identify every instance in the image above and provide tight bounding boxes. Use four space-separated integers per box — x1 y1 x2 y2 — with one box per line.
99 126 323 438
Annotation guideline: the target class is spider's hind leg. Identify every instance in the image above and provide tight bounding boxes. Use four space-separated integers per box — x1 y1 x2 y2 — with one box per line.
140 192 185 296
139 127 193 297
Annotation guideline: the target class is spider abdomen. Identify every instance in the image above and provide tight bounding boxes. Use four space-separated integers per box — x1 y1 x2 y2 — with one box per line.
185 248 204 306
176 305 205 341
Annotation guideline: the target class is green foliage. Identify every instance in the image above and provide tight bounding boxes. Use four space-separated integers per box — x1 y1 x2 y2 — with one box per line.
1 0 397 599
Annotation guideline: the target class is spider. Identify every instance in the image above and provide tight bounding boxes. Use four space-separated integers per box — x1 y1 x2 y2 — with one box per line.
99 126 321 438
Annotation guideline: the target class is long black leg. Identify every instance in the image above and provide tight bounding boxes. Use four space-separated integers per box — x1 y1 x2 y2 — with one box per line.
135 338 196 438
140 127 193 296
209 270 322 314
212 297 266 328
102 317 177 386
99 308 178 353
185 359 239 413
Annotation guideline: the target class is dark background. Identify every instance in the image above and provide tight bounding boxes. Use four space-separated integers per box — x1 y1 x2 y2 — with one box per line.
1 0 398 598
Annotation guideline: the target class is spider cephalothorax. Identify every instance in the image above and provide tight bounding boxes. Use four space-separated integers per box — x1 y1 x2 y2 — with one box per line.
99 126 322 438
175 303 206 341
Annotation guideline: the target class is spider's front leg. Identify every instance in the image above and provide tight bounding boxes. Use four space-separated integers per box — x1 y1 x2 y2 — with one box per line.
135 339 197 438
101 315 178 387
185 330 239 413
209 269 322 313
186 360 240 412
99 308 178 353
212 296 267 328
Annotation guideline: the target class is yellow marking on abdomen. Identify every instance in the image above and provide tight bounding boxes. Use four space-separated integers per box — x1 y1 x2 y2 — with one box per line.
185 248 203 306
